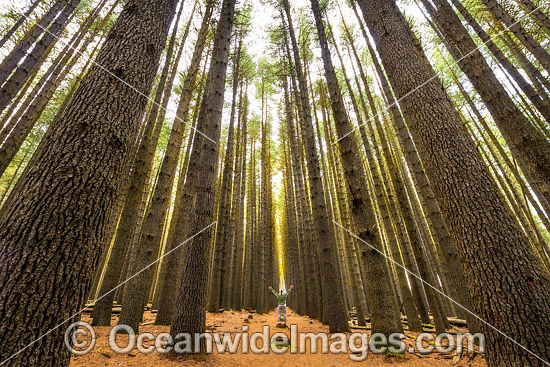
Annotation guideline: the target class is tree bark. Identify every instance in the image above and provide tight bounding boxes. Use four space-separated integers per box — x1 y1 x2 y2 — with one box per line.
359 0 550 365
0 0 177 365
169 0 236 353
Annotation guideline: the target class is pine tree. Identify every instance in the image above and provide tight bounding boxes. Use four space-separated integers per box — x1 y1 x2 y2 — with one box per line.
169 0 237 352
0 0 178 364
358 0 550 364
310 0 403 336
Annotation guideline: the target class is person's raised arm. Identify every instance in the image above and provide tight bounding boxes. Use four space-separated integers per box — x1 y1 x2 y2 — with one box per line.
287 285 294 295
269 286 278 296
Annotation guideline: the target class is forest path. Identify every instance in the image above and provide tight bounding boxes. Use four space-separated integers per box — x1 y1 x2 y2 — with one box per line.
70 309 487 366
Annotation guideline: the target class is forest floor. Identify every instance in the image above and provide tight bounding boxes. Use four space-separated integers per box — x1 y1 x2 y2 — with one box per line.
70 309 487 366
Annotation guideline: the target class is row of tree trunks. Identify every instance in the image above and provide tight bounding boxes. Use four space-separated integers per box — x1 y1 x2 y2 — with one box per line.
117 0 190 333
0 0 41 50
152 0 215 325
310 0 403 336
0 0 81 113
280 0 349 332
419 0 550 218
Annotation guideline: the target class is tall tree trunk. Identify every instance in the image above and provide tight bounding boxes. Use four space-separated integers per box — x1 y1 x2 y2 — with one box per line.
169 0 236 353
230 89 249 310
92 13 179 326
282 68 318 317
282 72 313 315
209 33 243 311
248 140 259 309
153 90 204 324
259 92 274 313
0 0 177 365
359 0 550 365
117 0 190 332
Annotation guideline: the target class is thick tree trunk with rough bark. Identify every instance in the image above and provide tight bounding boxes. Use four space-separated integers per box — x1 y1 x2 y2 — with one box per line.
359 0 550 365
0 1 177 365
92 23 177 327
209 34 243 311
